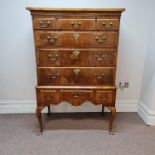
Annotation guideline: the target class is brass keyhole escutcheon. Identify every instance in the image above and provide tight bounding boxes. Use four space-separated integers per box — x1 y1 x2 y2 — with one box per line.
73 68 80 75
73 50 80 56
73 33 80 40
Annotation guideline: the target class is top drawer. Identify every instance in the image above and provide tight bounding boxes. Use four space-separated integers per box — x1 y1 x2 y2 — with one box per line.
34 18 57 29
33 17 119 30
58 19 95 30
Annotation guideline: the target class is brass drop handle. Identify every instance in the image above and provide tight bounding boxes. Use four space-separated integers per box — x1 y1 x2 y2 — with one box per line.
95 54 107 61
102 22 113 28
100 95 107 100
47 36 57 43
48 54 58 61
49 73 59 79
71 21 82 28
95 36 106 43
72 92 80 98
40 21 51 28
44 95 52 101
95 73 104 79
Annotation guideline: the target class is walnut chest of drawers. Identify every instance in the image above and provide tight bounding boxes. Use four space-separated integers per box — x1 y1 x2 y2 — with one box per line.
27 7 125 134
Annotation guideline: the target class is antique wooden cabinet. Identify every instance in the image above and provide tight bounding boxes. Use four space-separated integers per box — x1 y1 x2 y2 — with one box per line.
26 7 125 134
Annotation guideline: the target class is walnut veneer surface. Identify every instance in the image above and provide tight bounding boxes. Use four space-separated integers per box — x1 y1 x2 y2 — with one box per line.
26 7 125 134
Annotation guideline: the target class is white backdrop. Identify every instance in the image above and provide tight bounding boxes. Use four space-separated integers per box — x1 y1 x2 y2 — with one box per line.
0 0 154 113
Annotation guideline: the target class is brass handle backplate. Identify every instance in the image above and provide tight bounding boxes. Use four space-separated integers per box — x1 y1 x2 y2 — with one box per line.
72 92 80 98
71 21 82 29
100 96 107 100
95 36 106 43
44 95 52 101
40 21 51 28
102 22 113 28
48 54 58 62
95 54 107 61
47 36 57 43
95 73 104 79
49 73 59 79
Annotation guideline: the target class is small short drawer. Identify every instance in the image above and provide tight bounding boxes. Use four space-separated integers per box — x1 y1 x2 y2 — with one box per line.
60 90 93 99
58 19 95 30
37 89 57 106
95 90 115 106
34 18 57 29
97 19 119 30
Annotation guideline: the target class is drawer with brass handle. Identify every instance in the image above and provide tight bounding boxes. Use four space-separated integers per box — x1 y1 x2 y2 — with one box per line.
37 68 115 85
97 19 119 30
37 49 60 66
35 31 118 47
59 90 93 106
58 19 95 30
95 90 116 106
37 49 116 67
95 32 118 46
34 18 57 29
60 90 93 98
36 89 58 106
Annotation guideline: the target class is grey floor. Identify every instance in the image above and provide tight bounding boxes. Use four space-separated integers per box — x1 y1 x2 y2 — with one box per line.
0 112 155 155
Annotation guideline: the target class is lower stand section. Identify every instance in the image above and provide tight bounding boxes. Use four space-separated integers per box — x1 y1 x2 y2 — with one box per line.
36 105 116 135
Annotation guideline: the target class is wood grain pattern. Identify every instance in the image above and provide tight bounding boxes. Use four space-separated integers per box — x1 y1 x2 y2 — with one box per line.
27 7 125 134
37 67 115 86
35 31 118 47
26 7 125 12
37 48 117 67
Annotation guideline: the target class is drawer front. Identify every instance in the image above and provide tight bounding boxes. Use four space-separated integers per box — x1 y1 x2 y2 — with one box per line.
38 68 115 85
58 19 95 30
95 90 115 106
36 88 116 106
60 90 93 98
35 31 118 47
97 19 119 30
37 49 116 67
37 89 57 106
34 18 57 29
59 90 93 106
37 49 60 67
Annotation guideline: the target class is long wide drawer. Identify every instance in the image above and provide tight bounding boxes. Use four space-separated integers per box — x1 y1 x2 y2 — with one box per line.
37 48 117 67
37 68 115 85
35 31 118 47
36 88 116 106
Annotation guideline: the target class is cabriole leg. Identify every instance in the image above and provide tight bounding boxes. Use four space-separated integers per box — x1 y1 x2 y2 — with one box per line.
36 106 45 134
107 107 116 135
